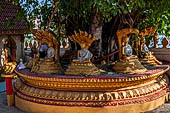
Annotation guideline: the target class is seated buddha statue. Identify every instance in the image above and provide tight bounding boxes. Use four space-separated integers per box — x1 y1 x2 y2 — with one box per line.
112 28 147 74
65 30 100 76
47 42 56 59
139 27 162 66
27 29 62 74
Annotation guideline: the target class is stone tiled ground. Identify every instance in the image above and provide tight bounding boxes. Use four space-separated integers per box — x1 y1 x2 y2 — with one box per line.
0 92 26 113
145 103 170 113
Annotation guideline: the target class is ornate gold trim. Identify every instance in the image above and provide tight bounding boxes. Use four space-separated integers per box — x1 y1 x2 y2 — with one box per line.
14 76 167 103
15 66 169 90
14 83 166 107
15 95 166 113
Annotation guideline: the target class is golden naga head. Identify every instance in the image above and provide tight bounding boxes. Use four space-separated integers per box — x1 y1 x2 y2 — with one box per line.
140 26 158 37
3 62 17 74
30 28 59 61
139 26 158 51
30 28 58 46
116 28 139 59
68 30 95 49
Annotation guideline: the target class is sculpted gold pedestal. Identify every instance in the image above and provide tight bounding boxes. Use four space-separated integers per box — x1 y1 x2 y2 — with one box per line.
14 65 169 113
65 59 100 76
31 58 61 74
140 55 162 66
113 56 147 74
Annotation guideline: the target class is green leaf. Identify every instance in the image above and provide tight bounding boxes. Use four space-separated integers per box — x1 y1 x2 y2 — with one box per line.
119 5 124 9
123 9 128 14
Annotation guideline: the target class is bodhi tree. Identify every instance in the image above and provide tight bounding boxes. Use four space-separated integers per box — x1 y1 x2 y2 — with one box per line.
5 0 170 58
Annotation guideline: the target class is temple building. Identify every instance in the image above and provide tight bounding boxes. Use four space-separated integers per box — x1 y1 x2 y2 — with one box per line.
0 0 27 63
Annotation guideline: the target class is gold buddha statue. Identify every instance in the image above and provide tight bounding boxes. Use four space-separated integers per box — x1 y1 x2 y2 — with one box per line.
112 28 147 74
27 29 61 74
65 30 100 76
139 26 162 66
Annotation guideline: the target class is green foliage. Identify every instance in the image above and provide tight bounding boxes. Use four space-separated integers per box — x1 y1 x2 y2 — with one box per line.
135 0 170 37
9 0 170 37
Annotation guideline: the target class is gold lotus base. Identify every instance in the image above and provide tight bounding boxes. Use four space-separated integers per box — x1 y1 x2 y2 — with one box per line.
14 76 167 105
113 56 147 74
140 55 162 66
14 65 169 113
14 75 167 113
65 59 100 76
31 58 62 74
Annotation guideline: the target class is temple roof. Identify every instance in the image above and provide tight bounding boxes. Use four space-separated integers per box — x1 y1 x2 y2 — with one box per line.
0 0 27 35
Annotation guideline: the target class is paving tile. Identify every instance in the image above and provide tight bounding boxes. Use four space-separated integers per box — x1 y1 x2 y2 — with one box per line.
0 92 26 113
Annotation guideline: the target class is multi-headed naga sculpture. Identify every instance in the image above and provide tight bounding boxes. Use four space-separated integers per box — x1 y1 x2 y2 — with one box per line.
113 28 147 74
117 28 139 59
31 29 59 60
2 62 17 74
65 30 100 76
28 29 61 74
69 30 95 50
69 30 95 62
139 26 161 66
139 26 158 55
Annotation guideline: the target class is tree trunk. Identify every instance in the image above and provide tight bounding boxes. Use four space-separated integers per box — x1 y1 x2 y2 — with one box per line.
102 16 120 63
89 7 103 57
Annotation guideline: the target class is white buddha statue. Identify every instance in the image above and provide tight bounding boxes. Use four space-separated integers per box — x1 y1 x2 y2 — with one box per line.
47 42 56 59
77 49 93 62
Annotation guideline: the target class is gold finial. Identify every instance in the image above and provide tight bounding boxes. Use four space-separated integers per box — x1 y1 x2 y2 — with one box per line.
25 41 28 49
29 41 33 49
153 32 159 48
162 37 169 48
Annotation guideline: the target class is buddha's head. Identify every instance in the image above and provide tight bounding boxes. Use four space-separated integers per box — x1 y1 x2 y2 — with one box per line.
48 42 53 47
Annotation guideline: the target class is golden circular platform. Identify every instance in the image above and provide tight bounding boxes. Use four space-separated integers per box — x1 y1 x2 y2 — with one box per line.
14 65 169 113
15 65 168 90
